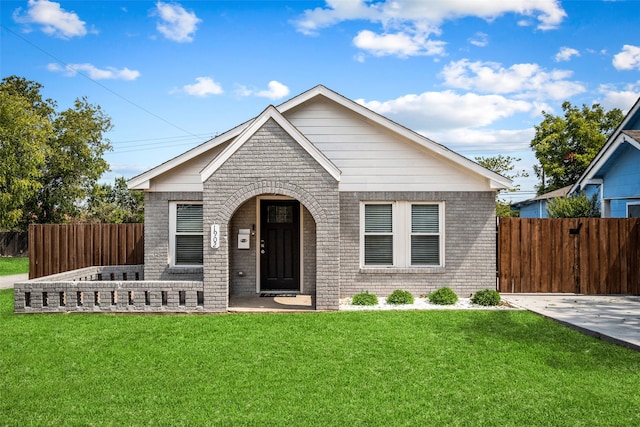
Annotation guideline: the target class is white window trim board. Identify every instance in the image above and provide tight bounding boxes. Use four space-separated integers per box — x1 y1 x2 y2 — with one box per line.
169 201 204 268
360 201 445 269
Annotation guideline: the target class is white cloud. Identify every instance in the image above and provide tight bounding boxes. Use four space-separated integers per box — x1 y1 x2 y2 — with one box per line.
154 1 201 42
238 81 290 100
613 45 640 71
357 90 533 131
440 59 586 100
47 63 140 80
256 81 290 100
234 85 253 97
181 77 224 97
294 0 566 57
555 47 579 62
295 0 566 34
425 127 535 152
597 83 640 113
469 32 489 47
353 30 446 57
13 0 87 39
294 0 376 36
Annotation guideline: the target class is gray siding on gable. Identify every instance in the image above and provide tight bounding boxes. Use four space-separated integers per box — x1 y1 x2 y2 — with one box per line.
143 191 203 281
286 98 492 192
203 118 340 311
340 191 497 298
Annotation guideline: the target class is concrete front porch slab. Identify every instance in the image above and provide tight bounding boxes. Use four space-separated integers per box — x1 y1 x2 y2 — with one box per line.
228 294 315 312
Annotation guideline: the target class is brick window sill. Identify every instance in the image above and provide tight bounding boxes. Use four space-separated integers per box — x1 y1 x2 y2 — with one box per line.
359 267 445 274
168 266 203 275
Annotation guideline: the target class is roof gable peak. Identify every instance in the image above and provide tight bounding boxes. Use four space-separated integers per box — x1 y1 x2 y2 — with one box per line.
200 104 341 182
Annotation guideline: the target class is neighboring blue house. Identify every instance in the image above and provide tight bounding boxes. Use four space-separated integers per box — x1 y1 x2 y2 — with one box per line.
512 185 571 218
513 97 640 218
570 99 640 218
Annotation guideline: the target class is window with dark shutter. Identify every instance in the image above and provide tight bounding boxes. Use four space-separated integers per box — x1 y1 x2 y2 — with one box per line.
175 204 203 265
364 204 393 265
411 204 440 265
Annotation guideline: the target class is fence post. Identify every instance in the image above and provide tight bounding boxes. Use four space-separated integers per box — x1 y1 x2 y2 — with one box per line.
569 221 582 294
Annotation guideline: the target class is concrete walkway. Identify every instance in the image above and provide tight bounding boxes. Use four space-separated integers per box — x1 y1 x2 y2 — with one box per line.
0 274 28 290
502 294 640 351
229 294 315 312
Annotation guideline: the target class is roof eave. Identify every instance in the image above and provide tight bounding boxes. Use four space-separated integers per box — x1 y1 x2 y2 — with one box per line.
126 121 251 191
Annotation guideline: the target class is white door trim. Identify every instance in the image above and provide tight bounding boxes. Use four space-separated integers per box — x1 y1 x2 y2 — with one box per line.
255 196 304 293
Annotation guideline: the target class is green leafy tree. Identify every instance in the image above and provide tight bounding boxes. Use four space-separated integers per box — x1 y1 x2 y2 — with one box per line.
546 192 600 218
475 154 528 217
0 86 50 229
85 177 144 223
531 102 623 195
0 76 112 230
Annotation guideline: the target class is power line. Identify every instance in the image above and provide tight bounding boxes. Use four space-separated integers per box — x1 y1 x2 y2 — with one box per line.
1 24 207 142
112 140 205 154
110 133 212 145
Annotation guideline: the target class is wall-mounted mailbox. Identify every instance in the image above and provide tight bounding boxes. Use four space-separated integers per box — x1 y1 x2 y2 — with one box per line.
238 229 250 250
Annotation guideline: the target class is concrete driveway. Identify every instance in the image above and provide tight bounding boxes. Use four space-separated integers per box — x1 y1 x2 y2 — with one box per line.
0 274 28 290
502 294 640 351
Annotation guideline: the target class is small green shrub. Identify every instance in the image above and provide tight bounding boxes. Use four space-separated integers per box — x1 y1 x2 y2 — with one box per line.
386 289 414 305
351 291 378 306
428 287 458 305
471 289 501 306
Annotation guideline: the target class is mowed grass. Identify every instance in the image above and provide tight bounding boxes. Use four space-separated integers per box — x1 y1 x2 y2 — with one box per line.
0 257 29 276
1 290 639 426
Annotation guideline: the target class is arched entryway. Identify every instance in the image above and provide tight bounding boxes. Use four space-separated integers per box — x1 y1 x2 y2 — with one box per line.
204 180 338 311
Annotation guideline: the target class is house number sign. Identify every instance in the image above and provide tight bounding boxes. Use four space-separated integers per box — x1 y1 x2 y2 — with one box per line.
211 224 220 249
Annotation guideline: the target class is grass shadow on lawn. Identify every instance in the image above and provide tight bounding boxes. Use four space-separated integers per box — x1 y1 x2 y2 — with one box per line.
459 309 637 367
1 290 640 426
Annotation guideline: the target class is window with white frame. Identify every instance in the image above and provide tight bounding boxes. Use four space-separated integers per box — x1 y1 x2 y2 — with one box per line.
361 202 443 268
628 203 640 218
364 203 394 265
170 202 203 266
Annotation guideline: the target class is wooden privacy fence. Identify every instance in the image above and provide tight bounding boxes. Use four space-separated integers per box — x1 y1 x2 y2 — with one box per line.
29 224 144 279
498 218 640 295
0 232 28 257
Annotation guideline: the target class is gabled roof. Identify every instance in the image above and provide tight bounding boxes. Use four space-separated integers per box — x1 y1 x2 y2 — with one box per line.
277 85 511 189
200 105 341 182
128 85 511 190
512 185 572 208
570 97 640 194
127 120 251 190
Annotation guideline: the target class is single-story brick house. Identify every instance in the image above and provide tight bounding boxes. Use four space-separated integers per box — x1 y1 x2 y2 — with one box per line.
127 85 511 311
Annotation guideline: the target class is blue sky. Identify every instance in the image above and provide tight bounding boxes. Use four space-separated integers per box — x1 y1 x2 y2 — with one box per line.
2 0 640 201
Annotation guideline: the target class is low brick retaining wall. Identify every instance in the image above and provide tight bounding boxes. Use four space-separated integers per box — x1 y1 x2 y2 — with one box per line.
14 265 205 313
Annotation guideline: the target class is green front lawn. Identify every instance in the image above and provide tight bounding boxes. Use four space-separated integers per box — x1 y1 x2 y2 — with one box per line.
1 289 639 426
0 257 29 276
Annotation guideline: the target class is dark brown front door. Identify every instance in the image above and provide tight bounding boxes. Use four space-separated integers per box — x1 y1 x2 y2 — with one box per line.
260 200 300 291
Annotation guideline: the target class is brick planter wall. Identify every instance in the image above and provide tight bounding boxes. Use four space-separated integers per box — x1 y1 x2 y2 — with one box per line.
14 265 206 313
